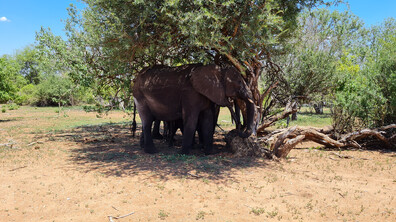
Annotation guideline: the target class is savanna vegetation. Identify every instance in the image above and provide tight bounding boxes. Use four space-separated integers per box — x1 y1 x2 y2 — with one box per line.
1 1 395 221
1 1 394 135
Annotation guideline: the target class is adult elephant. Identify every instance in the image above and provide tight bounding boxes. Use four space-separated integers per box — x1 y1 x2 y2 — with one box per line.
132 64 255 154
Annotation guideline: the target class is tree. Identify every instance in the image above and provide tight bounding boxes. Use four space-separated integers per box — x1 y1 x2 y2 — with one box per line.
15 46 42 84
367 18 396 125
37 0 335 125
332 18 396 133
271 8 364 118
0 55 26 103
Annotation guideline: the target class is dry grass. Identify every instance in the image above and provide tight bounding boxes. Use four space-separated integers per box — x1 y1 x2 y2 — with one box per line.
0 106 395 221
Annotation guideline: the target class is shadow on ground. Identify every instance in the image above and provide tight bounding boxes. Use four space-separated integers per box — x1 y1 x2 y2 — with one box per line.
44 122 273 182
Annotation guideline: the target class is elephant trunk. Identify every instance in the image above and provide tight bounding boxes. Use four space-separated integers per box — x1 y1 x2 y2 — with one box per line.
238 91 256 138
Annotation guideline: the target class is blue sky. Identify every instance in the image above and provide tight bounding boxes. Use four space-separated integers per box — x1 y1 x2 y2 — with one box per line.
0 0 395 56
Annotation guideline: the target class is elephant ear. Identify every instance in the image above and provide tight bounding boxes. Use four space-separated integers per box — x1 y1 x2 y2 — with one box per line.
190 65 228 106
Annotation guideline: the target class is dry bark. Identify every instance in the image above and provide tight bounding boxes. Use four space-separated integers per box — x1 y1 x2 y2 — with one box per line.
257 101 298 133
227 124 395 159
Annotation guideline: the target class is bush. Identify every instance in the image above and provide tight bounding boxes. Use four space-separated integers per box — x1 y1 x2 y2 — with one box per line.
7 103 20 110
34 75 72 107
14 84 37 105
332 54 385 134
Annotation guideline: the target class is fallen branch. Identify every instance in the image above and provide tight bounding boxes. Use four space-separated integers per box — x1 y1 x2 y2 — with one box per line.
378 124 396 131
330 152 354 159
108 211 135 221
228 124 395 158
27 141 44 146
9 166 27 171
329 151 371 161
0 143 16 148
274 135 306 158
340 129 392 149
257 100 298 132
187 172 201 178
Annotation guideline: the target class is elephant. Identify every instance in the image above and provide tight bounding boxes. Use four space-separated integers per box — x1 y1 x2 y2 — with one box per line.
164 104 220 148
152 120 164 139
132 63 256 155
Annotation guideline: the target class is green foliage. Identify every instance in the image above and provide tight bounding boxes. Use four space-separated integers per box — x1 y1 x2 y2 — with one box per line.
0 56 25 103
367 18 396 125
15 45 42 84
7 103 20 110
14 84 37 105
332 18 396 132
36 0 329 110
34 75 73 107
274 8 364 103
333 52 385 132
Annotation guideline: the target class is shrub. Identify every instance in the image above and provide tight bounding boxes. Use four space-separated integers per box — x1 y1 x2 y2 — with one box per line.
14 84 37 105
34 75 72 107
7 103 20 110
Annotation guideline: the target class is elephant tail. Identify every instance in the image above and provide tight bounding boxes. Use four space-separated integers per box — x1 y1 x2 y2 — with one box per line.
132 102 137 137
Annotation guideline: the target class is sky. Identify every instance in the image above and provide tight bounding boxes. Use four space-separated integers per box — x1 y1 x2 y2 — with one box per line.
0 0 395 56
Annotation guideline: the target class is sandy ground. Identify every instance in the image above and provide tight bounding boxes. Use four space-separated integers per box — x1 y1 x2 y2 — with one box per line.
0 108 395 221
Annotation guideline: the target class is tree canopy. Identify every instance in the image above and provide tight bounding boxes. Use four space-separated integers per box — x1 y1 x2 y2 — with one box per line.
1 0 387 131
36 0 333 117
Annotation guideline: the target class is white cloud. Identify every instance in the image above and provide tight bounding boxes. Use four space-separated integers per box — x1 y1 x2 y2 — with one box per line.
0 17 10 22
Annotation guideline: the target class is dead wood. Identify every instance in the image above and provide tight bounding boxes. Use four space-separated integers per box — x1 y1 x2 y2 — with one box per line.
340 129 391 148
274 135 305 158
227 124 394 158
269 127 343 158
9 166 28 171
257 101 298 133
27 141 44 146
0 142 16 148
108 211 135 221
378 124 396 131
225 129 273 159
330 151 354 159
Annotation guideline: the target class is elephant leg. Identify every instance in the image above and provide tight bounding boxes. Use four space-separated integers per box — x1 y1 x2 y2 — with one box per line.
168 121 177 147
140 132 144 149
142 119 157 153
199 108 214 155
180 114 199 155
191 129 203 150
152 120 163 139
136 105 157 153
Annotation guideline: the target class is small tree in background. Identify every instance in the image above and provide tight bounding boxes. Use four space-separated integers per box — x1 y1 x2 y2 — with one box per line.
271 8 364 119
332 18 396 134
0 55 26 103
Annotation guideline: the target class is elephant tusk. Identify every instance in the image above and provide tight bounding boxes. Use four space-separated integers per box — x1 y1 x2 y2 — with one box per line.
247 98 254 104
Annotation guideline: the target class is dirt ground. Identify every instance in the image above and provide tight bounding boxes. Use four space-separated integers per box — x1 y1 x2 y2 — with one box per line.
1 108 395 221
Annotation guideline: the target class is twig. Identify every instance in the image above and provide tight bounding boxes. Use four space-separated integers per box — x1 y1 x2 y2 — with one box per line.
187 172 201 178
9 166 27 171
244 204 254 209
0 143 16 147
108 211 135 221
330 152 353 159
216 124 226 132
27 141 44 146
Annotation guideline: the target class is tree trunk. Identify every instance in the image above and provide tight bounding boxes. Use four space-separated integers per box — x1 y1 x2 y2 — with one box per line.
291 102 298 120
313 102 323 114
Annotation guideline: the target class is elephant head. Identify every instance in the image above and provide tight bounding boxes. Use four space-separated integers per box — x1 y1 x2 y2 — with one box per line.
190 64 256 138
